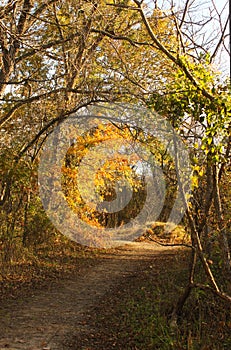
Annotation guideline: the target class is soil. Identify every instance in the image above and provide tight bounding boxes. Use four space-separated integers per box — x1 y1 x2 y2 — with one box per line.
0 242 185 350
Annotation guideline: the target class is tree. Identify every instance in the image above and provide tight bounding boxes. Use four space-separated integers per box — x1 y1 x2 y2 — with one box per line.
0 0 179 252
128 0 231 318
0 0 175 201
86 0 231 319
62 122 146 229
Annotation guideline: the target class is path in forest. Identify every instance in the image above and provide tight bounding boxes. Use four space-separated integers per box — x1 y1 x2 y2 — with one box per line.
0 242 179 350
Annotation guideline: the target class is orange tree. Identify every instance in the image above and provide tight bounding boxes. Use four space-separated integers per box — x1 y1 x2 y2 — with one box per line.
62 122 147 229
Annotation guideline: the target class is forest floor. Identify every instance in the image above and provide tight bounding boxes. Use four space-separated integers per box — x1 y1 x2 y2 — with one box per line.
0 241 187 350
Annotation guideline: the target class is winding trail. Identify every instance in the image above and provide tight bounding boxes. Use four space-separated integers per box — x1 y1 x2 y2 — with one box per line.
0 242 179 350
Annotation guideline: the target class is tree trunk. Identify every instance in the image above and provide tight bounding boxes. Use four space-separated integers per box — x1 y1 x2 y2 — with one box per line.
170 249 197 328
213 164 231 281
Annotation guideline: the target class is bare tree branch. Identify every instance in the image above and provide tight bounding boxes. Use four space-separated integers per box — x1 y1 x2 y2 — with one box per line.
132 0 215 101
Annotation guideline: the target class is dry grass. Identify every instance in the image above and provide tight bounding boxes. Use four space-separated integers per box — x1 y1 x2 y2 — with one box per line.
135 221 190 244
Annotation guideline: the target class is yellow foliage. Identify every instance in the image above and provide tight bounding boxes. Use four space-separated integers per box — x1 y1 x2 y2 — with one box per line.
61 122 145 227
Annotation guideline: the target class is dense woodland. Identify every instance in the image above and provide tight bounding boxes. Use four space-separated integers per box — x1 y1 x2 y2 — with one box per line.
0 0 231 345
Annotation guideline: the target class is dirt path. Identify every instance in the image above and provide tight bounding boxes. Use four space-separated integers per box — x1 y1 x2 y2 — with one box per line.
0 242 179 350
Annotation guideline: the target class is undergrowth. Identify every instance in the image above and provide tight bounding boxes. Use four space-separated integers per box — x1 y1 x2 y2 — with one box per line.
87 251 231 350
